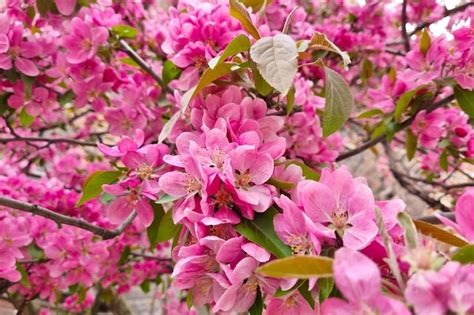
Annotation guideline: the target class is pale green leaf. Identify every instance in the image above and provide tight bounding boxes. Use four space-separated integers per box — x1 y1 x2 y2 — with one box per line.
256 256 333 279
454 85 474 119
209 35 251 69
229 0 261 40
413 219 469 248
322 66 354 137
76 170 122 206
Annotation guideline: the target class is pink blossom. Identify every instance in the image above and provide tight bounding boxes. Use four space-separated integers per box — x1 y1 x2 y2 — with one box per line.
300 166 378 250
62 17 108 64
322 247 410 315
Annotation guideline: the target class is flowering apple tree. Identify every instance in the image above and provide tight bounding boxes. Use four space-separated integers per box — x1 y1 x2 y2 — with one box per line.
0 0 473 314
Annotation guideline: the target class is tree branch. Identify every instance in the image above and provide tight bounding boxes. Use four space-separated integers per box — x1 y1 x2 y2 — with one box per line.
401 0 411 52
409 2 474 36
0 137 97 147
416 212 455 224
118 39 172 94
0 196 136 239
336 94 454 162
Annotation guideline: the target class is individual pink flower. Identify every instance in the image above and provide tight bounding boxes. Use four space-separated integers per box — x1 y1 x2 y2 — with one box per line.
102 178 154 228
62 17 108 64
300 166 378 250
0 20 41 76
265 292 315 315
405 262 474 315
322 247 410 315
0 220 31 282
435 188 474 242
55 0 77 16
274 195 321 255
224 146 274 218
7 82 49 116
412 109 445 149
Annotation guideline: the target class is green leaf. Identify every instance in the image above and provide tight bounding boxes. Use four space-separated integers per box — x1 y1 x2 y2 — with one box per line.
36 0 53 16
100 192 115 204
405 129 418 161
299 280 315 309
186 290 193 310
250 34 298 96
156 194 180 204
357 108 384 119
209 35 251 69
248 288 263 315
454 85 474 119
308 32 351 68
19 108 34 127
16 263 31 288
120 57 139 67
28 244 45 260
286 86 295 115
420 29 431 55
240 0 272 11
361 58 373 81
396 212 419 249
284 160 320 180
147 205 180 248
0 93 11 115
158 110 180 144
162 60 181 85
257 255 333 278
235 208 292 258
118 246 131 265
322 66 354 137
452 244 474 264
439 150 448 171
77 286 87 303
59 90 75 106
413 219 469 248
76 170 122 206
229 0 261 40
147 203 165 249
140 279 150 293
318 277 334 303
252 66 272 96
371 122 387 139
394 89 418 122
266 177 296 190
111 25 138 39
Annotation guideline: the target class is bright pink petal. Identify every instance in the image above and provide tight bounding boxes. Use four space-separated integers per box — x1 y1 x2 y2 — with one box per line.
15 57 39 77
455 189 474 241
55 0 76 15
0 34 9 53
106 197 132 224
136 198 153 227
241 243 270 262
301 181 336 223
158 171 189 198
333 247 380 304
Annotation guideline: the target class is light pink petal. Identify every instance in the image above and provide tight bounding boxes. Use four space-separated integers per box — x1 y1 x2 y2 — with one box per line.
15 57 39 77
319 167 355 208
301 182 336 223
333 247 380 304
97 143 122 157
136 198 153 227
55 0 76 15
0 54 12 70
158 171 188 198
241 243 270 262
321 298 354 315
118 137 138 153
346 184 374 217
343 215 378 250
122 151 145 169
455 189 474 241
249 153 274 185
106 197 132 224
7 95 24 109
0 34 9 53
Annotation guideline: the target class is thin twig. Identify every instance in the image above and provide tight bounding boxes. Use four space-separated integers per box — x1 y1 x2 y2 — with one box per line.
0 137 97 147
336 94 454 162
416 212 455 224
0 196 136 239
401 0 411 52
118 39 172 94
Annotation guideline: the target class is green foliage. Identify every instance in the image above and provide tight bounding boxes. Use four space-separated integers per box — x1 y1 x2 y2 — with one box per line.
162 60 181 85
76 170 122 206
235 208 292 258
322 66 354 137
256 255 333 278
452 245 474 264
111 25 138 39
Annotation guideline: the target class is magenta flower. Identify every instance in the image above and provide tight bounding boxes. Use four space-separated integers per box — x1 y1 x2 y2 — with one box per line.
103 179 154 228
225 147 274 217
300 166 378 250
0 220 31 282
265 292 314 315
436 188 474 242
62 17 108 64
405 262 474 315
0 21 41 76
322 247 410 315
7 82 49 116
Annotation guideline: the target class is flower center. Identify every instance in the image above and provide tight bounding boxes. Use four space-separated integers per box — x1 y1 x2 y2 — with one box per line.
235 170 252 189
215 189 232 207
330 209 349 230
186 176 201 194
287 234 311 254
137 164 153 180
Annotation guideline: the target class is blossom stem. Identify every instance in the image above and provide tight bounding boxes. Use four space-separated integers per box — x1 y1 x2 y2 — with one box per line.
117 39 172 94
0 196 136 239
401 0 411 52
0 137 97 147
336 94 454 162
